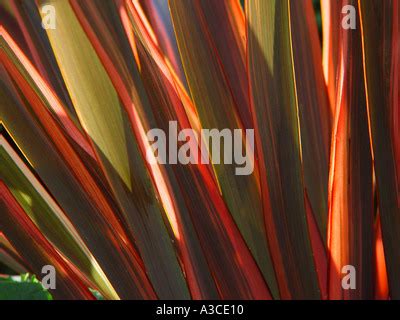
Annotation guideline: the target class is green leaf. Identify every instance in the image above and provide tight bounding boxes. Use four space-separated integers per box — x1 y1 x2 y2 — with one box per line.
0 274 52 300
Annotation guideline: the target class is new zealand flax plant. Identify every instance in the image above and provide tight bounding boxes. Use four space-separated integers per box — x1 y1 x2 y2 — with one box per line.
0 0 398 300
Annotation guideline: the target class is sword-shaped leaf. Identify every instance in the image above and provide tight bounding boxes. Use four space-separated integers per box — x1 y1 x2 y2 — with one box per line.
1 182 94 300
0 134 118 299
247 0 320 299
321 0 342 115
37 0 189 299
359 0 400 298
169 0 278 298
327 1 374 299
0 48 155 299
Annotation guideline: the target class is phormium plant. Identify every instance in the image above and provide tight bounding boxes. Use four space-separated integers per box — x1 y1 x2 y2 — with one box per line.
0 0 398 300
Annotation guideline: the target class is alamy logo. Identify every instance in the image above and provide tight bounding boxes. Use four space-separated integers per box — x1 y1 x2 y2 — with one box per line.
341 265 356 290
41 5 56 30
41 265 56 290
146 121 254 175
342 5 356 30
